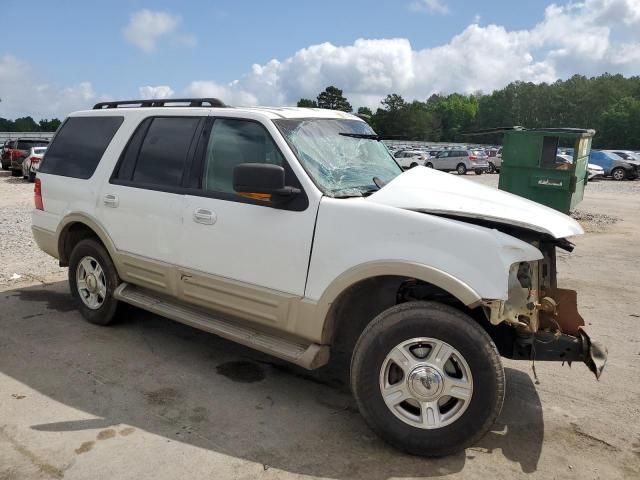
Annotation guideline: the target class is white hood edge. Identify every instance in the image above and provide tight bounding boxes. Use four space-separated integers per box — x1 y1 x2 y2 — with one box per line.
367 167 584 239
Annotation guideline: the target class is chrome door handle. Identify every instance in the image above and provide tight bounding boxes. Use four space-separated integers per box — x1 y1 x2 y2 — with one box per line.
103 194 119 208
193 208 216 225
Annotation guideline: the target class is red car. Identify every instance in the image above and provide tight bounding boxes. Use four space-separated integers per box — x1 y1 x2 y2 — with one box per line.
5 138 50 176
1 140 17 170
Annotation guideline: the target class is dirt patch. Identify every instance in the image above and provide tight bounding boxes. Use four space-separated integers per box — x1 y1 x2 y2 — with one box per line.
74 441 94 455
144 387 181 406
96 429 116 440
571 210 621 233
216 360 265 383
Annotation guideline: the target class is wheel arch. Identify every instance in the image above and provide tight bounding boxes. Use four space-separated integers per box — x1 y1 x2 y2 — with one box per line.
57 214 117 268
315 261 482 345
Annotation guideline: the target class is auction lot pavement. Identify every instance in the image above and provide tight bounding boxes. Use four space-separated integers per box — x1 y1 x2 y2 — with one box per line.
1 169 639 479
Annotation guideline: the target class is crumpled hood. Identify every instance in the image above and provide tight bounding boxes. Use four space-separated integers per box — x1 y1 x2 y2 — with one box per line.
368 167 584 239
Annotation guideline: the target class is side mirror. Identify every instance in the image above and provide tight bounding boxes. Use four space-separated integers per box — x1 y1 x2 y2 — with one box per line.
233 163 300 203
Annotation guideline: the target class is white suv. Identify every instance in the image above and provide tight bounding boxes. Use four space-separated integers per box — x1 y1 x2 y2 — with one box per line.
32 98 606 457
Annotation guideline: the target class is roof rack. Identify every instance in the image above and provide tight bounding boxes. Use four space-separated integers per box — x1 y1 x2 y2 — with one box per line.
92 98 226 110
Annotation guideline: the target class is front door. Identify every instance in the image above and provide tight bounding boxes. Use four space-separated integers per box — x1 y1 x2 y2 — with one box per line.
179 117 318 329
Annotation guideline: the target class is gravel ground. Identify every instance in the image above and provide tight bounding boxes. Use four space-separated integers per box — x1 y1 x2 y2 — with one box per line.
0 171 64 285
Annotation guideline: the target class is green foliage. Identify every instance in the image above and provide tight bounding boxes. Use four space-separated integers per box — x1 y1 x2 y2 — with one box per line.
363 73 640 148
316 86 353 112
599 97 640 149
297 98 318 108
0 116 62 132
357 106 373 116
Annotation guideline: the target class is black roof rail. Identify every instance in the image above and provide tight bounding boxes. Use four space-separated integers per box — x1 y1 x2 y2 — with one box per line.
92 98 226 109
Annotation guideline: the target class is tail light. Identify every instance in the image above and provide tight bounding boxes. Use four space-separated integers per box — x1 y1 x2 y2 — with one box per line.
34 178 44 210
469 155 478 161
30 156 40 163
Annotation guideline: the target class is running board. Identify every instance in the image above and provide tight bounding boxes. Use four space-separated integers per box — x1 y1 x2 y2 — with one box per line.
113 283 329 370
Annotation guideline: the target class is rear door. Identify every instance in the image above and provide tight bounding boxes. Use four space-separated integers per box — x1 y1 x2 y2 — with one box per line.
434 151 448 170
98 115 205 294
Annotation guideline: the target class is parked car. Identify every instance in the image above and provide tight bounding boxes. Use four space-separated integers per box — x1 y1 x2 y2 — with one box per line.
21 146 47 181
488 147 502 173
433 148 490 175
32 98 606 457
394 149 430 169
1 140 17 170
608 150 640 162
556 154 604 181
9 138 50 177
589 150 639 180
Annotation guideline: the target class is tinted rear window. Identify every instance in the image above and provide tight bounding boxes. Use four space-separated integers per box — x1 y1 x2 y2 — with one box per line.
17 140 48 150
130 117 200 187
39 116 124 179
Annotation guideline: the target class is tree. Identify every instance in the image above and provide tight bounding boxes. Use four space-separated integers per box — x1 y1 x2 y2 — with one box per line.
297 98 318 108
381 94 406 111
39 118 62 131
599 97 640 149
316 86 352 112
13 116 38 132
357 106 373 116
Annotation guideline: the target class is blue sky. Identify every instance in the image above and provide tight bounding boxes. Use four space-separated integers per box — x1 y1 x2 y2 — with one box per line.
2 0 640 118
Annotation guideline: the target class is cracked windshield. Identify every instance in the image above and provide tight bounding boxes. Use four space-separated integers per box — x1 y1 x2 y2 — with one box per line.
275 118 402 197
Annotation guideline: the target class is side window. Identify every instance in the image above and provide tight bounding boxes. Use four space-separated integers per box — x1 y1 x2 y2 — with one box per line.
130 117 200 187
113 117 152 181
39 116 123 179
202 118 284 194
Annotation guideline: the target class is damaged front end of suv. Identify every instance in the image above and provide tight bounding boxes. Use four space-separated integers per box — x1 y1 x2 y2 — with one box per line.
368 166 607 380
482 236 607 379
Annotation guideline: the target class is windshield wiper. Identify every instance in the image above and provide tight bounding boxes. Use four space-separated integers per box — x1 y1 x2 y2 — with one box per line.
338 133 381 141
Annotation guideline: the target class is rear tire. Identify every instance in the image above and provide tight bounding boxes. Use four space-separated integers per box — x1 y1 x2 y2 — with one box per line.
611 167 626 181
426 163 434 168
410 162 418 169
351 301 504 457
11 169 20 177
69 238 120 326
456 164 467 175
488 162 496 174
28 172 35 182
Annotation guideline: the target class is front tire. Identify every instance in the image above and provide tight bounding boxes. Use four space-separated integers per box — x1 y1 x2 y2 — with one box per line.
474 169 483 176
351 301 504 457
611 167 626 181
11 169 20 177
69 238 120 326
456 164 467 175
409 162 418 169
488 162 496 174
426 162 434 168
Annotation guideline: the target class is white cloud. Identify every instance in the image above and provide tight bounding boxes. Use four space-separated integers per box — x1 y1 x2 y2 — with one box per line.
184 81 258 106
4 1 640 119
123 9 195 53
0 55 108 119
187 0 640 108
139 85 175 99
410 0 450 15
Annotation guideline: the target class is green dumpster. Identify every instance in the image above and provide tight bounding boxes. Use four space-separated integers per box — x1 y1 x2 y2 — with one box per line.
495 127 595 214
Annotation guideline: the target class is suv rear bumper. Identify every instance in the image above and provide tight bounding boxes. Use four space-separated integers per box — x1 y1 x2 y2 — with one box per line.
32 226 59 259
